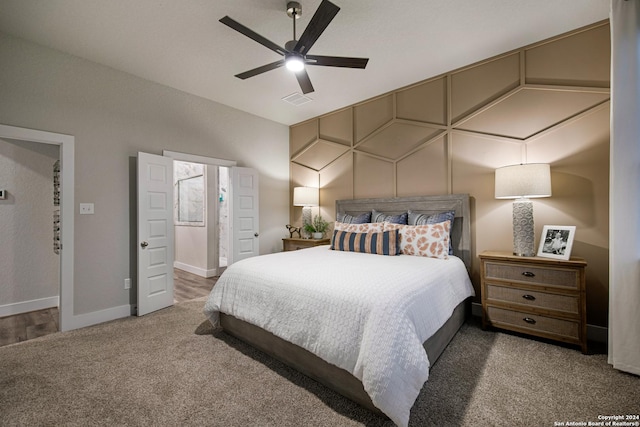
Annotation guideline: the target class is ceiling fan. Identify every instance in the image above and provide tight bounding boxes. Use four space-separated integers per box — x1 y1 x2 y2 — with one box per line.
220 0 369 94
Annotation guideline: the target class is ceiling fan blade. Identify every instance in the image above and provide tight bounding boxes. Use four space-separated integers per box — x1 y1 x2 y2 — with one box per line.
293 0 340 55
220 16 287 56
295 69 315 94
235 60 285 80
305 55 369 69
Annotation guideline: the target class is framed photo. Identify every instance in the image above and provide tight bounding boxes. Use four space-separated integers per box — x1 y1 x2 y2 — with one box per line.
537 225 576 260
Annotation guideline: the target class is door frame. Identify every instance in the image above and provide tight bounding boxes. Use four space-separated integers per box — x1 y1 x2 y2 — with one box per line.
162 150 236 274
0 124 75 331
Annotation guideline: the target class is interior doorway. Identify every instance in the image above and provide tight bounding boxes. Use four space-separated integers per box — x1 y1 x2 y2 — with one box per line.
172 161 229 279
0 124 74 332
163 151 235 303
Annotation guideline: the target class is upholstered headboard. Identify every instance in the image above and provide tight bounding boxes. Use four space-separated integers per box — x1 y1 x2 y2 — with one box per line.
335 194 471 271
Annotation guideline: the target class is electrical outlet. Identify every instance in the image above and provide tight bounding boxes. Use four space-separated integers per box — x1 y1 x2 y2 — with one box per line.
124 278 131 290
79 203 94 215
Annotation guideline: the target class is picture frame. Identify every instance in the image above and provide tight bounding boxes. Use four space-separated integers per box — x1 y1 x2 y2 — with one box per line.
537 225 576 260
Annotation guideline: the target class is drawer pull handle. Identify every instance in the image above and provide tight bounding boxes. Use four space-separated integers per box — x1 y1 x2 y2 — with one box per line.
522 294 536 301
523 317 537 324
522 271 535 278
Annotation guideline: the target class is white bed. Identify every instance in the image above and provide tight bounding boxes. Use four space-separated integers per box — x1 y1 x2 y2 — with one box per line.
203 194 474 427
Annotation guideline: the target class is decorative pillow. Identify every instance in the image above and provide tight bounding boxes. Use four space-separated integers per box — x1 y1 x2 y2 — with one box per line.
330 229 400 256
383 221 451 259
408 210 456 254
333 221 384 233
336 211 371 224
371 209 408 225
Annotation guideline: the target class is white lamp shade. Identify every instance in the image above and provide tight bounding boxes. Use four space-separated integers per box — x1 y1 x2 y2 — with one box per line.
495 163 552 199
293 186 318 206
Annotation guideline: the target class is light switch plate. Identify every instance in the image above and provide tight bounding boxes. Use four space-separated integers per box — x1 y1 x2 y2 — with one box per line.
79 203 94 214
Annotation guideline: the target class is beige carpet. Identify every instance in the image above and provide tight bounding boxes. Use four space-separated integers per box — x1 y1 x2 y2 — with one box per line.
0 298 638 426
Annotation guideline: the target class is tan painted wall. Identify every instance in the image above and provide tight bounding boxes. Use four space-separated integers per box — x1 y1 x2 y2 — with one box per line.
289 22 610 327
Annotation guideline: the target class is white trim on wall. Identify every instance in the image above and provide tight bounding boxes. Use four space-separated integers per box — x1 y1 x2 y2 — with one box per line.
0 296 60 318
163 150 237 167
71 304 133 330
173 261 217 278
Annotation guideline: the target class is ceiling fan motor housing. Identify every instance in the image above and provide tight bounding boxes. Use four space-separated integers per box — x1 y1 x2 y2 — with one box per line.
284 40 298 51
287 2 302 18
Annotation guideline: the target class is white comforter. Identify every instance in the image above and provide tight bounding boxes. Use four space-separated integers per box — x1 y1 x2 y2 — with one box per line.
203 245 474 427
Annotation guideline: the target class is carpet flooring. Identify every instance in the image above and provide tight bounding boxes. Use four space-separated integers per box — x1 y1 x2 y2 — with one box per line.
0 298 638 426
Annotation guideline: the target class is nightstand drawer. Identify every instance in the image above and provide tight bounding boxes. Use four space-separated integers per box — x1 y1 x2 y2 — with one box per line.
486 306 579 340
282 238 330 251
484 262 579 288
485 284 579 314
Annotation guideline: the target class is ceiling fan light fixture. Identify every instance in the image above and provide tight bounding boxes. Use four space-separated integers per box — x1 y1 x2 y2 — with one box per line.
285 54 305 72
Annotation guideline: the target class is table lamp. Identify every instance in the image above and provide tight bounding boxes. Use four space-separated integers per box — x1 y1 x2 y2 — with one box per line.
495 163 551 256
293 186 318 238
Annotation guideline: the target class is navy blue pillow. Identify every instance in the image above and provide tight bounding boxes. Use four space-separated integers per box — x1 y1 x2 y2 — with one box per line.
371 209 408 225
330 229 401 256
336 212 371 224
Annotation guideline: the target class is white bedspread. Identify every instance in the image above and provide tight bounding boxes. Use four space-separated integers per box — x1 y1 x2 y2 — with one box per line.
203 245 474 427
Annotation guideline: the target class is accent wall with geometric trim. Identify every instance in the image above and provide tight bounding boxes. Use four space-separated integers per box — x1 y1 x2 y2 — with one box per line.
290 21 610 327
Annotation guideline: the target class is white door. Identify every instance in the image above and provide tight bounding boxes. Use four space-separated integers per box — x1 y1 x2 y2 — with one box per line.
137 152 174 316
229 167 259 265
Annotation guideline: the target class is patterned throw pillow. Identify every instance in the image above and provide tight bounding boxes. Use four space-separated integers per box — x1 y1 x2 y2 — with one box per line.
383 221 451 259
408 210 456 254
336 211 371 224
333 221 384 233
330 229 400 256
371 209 408 225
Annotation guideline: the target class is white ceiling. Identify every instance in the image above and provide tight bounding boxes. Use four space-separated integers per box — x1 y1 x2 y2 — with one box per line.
0 0 609 126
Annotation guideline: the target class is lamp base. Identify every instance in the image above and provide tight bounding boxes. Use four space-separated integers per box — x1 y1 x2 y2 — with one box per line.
512 200 535 257
301 206 312 239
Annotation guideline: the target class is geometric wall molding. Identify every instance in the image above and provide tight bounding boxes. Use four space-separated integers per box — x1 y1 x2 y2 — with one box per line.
353 152 394 199
396 135 448 197
319 107 352 147
396 77 447 125
356 121 444 160
354 94 394 143
290 21 611 326
291 139 349 171
290 119 317 157
455 87 610 140
451 52 521 124
525 24 610 87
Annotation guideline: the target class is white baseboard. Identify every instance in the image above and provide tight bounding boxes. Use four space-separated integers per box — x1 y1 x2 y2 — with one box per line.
174 261 217 278
67 304 132 330
470 302 608 344
0 296 59 317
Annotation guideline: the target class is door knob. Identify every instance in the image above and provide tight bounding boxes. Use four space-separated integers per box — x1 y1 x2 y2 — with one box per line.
254 232 259 237
140 241 149 248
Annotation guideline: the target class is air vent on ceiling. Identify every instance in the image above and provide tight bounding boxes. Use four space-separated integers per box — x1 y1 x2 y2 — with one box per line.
282 92 313 106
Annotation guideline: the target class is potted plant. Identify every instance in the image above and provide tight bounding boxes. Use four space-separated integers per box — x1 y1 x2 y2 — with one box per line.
304 215 330 239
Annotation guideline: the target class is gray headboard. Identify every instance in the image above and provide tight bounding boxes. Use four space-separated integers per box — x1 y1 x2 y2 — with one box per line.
335 194 471 271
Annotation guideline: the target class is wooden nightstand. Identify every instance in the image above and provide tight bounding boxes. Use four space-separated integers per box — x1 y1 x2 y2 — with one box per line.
282 237 330 251
479 251 587 353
